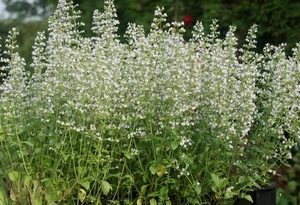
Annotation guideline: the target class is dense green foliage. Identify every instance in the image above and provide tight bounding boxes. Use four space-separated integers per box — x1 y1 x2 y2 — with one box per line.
0 0 300 204
1 0 300 204
276 143 300 205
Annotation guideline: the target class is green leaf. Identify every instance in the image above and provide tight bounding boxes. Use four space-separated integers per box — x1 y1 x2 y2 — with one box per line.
136 198 143 205
78 188 86 203
211 174 220 187
22 141 34 147
149 165 156 175
124 151 133 159
170 140 179 150
0 187 8 205
156 164 166 177
33 148 41 155
241 194 253 203
237 176 250 187
159 186 168 198
150 198 157 205
165 200 171 205
194 183 202 195
80 180 90 190
31 192 43 205
10 189 17 201
77 167 85 175
44 180 62 203
147 191 158 197
123 174 134 184
180 153 194 165
23 175 32 188
142 173 149 183
88 196 102 205
8 171 19 182
45 188 60 204
140 185 148 196
101 181 112 196
211 173 227 190
224 191 234 199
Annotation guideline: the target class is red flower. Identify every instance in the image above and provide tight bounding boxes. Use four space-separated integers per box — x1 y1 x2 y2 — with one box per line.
183 15 192 26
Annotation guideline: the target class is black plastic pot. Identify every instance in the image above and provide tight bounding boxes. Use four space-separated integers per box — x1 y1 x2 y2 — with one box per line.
234 186 276 205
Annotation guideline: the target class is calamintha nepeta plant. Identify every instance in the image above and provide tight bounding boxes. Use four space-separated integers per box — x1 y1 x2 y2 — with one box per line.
0 0 300 204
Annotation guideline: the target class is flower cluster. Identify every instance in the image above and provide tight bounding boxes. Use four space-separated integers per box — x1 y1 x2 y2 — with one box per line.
0 0 299 204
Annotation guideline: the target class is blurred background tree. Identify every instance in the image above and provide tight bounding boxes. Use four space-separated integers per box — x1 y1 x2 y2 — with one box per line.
0 0 300 204
1 0 300 60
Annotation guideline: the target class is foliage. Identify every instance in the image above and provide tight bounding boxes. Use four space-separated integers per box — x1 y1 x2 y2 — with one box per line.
199 0 300 54
276 143 300 205
3 0 54 17
1 0 300 71
0 0 300 204
3 0 300 45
